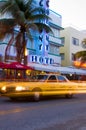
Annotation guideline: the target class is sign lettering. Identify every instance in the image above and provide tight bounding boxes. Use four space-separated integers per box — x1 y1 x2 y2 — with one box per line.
31 55 54 64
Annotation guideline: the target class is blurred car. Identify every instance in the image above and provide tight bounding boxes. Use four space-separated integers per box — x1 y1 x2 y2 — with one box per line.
75 80 86 94
0 74 78 101
0 81 11 94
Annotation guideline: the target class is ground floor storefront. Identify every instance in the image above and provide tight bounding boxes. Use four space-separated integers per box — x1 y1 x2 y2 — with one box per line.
0 62 86 81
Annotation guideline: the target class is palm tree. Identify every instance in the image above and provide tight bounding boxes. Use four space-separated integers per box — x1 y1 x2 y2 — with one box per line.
74 38 86 61
74 38 86 68
0 0 52 64
75 51 86 62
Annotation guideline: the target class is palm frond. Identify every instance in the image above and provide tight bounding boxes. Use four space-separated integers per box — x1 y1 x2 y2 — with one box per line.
75 51 86 63
28 14 51 22
75 51 86 58
5 34 14 61
0 18 16 27
0 18 16 39
35 23 53 34
0 0 13 14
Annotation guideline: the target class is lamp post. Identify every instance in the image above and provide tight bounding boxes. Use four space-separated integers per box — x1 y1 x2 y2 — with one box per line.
24 48 28 65
23 48 28 78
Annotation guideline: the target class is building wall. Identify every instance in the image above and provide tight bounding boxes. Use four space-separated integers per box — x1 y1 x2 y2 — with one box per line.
26 0 63 66
28 8 63 66
60 27 86 66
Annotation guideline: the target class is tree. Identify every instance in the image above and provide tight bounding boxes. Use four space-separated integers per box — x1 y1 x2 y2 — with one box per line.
74 38 86 68
74 38 86 62
0 0 52 64
75 51 86 62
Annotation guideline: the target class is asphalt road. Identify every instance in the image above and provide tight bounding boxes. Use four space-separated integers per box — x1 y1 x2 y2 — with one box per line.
0 94 86 130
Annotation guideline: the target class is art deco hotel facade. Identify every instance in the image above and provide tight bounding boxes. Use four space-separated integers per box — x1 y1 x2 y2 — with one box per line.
0 0 86 76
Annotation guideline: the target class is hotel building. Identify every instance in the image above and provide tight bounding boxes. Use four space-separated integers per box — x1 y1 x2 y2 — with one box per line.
60 26 86 67
0 0 63 72
0 0 86 77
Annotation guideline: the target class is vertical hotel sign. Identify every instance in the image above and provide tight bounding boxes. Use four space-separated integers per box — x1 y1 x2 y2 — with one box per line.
38 0 50 56
39 0 49 7
29 1 54 65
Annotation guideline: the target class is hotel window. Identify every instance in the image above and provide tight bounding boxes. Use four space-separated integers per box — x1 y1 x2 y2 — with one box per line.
49 44 59 55
72 37 79 46
60 53 65 60
51 28 59 37
61 37 65 45
31 42 34 49
72 53 75 61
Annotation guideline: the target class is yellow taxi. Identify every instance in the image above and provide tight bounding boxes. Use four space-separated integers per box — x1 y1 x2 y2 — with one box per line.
0 74 78 101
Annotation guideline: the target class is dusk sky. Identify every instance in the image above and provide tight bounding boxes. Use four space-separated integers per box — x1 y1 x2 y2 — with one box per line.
50 0 86 30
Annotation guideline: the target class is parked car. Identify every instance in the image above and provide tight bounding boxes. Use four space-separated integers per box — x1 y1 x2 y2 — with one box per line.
0 74 78 101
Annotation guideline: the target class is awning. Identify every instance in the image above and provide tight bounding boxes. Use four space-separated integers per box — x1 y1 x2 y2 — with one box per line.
28 63 86 75
73 68 86 75
28 63 75 73
28 63 59 72
0 62 9 69
0 62 33 70
7 62 34 70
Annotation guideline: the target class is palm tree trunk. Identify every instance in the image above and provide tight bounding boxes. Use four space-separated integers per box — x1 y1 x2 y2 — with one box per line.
23 32 27 65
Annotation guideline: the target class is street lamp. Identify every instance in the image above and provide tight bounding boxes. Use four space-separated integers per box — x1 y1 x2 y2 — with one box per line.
24 48 28 65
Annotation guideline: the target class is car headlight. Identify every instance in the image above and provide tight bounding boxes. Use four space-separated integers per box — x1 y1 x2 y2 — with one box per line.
15 86 29 91
1 86 6 91
15 86 25 91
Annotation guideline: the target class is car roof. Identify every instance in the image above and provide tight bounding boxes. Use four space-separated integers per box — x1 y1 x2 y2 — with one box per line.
36 73 63 76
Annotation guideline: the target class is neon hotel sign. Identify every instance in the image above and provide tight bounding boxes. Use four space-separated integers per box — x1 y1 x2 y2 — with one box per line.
30 55 54 65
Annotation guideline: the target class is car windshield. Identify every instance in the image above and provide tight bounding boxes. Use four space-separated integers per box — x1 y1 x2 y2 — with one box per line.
31 75 48 82
57 75 67 82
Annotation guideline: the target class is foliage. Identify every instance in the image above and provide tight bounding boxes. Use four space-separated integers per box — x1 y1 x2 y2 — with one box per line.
74 38 86 63
0 0 53 63
75 51 86 62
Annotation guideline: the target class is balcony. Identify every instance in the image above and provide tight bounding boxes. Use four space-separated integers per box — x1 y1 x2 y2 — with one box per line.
49 35 62 46
49 9 62 28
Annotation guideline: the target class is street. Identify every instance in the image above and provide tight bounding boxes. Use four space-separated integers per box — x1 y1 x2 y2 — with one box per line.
0 94 86 130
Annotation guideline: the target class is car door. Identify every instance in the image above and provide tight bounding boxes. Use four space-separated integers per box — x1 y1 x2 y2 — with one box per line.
45 75 68 95
44 75 58 95
56 75 71 94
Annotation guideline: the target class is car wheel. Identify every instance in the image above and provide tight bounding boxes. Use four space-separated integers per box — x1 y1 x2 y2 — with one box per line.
32 88 42 101
65 94 73 99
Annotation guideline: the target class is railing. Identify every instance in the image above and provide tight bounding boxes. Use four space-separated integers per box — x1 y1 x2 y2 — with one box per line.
49 9 62 27
49 35 62 45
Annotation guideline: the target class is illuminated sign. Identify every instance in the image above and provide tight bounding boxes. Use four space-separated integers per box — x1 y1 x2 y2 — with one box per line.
30 55 54 65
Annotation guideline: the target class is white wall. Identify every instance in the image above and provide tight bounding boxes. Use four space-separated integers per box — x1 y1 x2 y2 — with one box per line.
60 27 86 66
